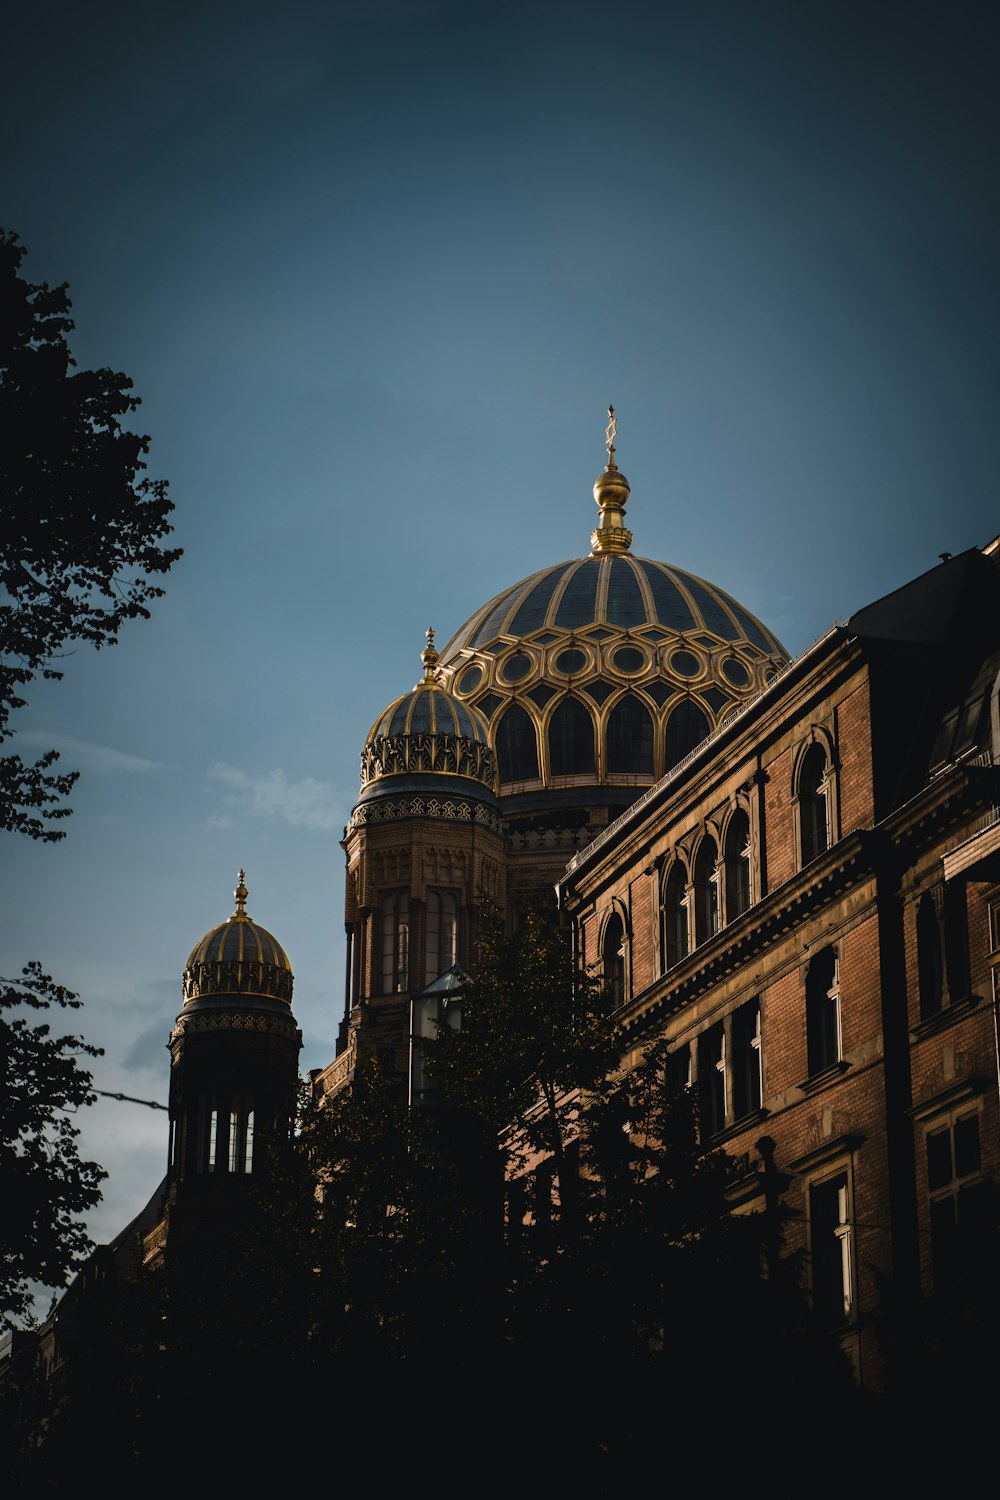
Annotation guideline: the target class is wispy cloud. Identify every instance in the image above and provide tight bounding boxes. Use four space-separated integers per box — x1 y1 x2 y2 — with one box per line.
208 764 345 831
15 732 172 773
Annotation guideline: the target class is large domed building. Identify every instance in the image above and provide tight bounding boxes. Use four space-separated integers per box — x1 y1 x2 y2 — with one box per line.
320 414 789 1091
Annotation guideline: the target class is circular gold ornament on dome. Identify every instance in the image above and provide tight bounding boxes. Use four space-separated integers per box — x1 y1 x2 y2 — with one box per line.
669 649 701 679
501 651 533 684
611 645 647 675
554 647 587 676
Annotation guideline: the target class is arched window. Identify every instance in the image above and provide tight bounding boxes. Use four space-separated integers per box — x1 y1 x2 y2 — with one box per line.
425 889 459 984
806 947 840 1075
724 809 752 921
799 743 830 864
606 695 654 774
602 913 626 1011
665 700 709 771
662 862 689 970
380 891 410 994
549 697 596 777
693 837 720 945
496 703 539 783
917 892 943 1019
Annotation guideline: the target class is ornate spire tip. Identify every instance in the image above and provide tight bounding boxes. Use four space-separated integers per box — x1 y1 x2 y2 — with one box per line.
233 869 248 917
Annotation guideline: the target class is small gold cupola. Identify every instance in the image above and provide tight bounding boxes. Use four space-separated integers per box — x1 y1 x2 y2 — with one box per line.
590 404 632 556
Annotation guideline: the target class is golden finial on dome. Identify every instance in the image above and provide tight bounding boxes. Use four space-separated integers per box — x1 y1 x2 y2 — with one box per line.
233 869 249 918
421 626 440 683
605 404 618 465
591 403 632 556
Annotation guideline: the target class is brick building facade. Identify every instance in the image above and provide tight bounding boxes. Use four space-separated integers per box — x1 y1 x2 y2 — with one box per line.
557 541 1000 1387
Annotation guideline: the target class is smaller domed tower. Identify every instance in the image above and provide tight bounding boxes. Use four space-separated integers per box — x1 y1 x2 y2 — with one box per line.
165 872 301 1245
327 630 506 1095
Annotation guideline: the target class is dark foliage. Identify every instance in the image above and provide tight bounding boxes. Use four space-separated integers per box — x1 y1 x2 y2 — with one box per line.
0 964 106 1327
0 229 180 839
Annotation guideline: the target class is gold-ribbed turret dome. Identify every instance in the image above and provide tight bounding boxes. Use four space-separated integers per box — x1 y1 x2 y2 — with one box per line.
359 628 495 792
183 871 294 1005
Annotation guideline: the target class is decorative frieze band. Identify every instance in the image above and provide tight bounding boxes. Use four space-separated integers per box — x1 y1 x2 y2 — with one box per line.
348 795 504 835
183 960 294 1004
361 733 496 789
172 1009 301 1040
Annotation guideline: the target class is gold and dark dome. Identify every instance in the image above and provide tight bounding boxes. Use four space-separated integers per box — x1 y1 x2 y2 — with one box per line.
183 871 293 1006
436 412 789 802
359 628 495 794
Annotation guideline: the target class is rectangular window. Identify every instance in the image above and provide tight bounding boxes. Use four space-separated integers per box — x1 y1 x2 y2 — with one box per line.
665 1043 691 1095
806 948 841 1075
732 998 762 1119
809 1172 854 1328
228 1110 240 1173
698 1024 726 1138
927 1108 984 1293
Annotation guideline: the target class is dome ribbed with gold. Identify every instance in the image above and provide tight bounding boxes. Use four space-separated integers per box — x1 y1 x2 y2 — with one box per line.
183 872 293 1006
436 410 789 804
360 628 495 793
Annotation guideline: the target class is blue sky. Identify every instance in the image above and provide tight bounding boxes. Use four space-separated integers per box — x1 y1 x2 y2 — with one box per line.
2 0 998 1258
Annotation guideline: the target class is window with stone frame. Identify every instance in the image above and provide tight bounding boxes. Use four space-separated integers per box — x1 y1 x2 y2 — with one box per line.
665 1042 691 1095
693 836 721 945
724 808 752 922
917 882 970 1020
732 997 763 1119
809 1170 855 1328
926 1105 986 1296
698 1023 726 1138
806 946 841 1076
917 890 945 1019
602 911 627 1011
661 861 690 971
799 742 831 865
425 888 459 985
380 890 410 994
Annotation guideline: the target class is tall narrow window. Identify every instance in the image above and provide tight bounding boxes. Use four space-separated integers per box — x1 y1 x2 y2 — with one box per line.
549 697 596 777
662 863 689 970
228 1110 240 1173
665 700 709 772
496 703 539 783
698 1024 726 1137
606 695 654 774
799 743 830 864
665 1044 691 1095
943 882 969 1004
208 1108 219 1173
244 1111 255 1174
602 913 626 1011
927 1109 984 1294
917 891 943 1019
732 998 762 1118
810 1173 854 1327
806 947 841 1075
724 809 752 921
425 890 459 984
693 838 720 945
380 891 410 994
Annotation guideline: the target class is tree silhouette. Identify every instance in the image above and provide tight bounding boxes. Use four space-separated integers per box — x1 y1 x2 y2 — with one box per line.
0 229 180 839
